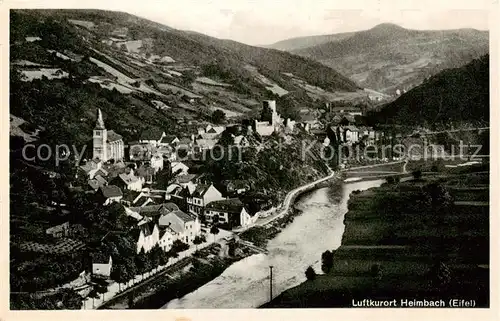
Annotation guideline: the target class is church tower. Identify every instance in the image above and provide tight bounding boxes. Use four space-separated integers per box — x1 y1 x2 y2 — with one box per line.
93 109 108 161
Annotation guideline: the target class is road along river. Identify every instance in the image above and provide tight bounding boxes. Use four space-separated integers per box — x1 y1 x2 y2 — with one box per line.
164 179 385 309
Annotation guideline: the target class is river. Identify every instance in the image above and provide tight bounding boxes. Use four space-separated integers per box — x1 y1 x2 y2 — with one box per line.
164 179 385 309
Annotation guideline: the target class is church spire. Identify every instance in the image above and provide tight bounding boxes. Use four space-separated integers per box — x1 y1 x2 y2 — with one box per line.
95 108 105 130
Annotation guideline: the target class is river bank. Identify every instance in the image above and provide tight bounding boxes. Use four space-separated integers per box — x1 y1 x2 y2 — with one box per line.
99 242 261 309
163 178 385 308
261 167 490 308
238 176 344 248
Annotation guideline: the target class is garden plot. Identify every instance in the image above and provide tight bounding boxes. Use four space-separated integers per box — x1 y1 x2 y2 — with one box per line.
244 64 289 96
89 57 162 95
196 77 231 87
20 68 68 81
47 50 74 61
88 77 133 94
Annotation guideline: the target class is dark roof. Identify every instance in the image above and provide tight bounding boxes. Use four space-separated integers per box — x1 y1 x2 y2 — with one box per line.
171 210 195 223
107 130 123 143
92 251 111 264
95 168 109 177
178 137 192 145
128 203 179 217
100 185 123 198
176 174 197 184
192 184 211 197
88 179 99 190
95 175 108 186
122 190 141 203
141 222 155 237
140 129 164 141
205 198 245 214
160 135 178 144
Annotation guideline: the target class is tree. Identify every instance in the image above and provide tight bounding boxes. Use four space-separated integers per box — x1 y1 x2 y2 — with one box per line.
428 261 451 290
211 109 226 124
149 245 164 272
135 249 147 279
110 260 134 291
305 266 316 281
412 169 422 180
210 225 220 242
321 250 334 274
422 183 453 214
170 239 190 254
370 263 383 280
58 289 83 310
193 235 205 250
88 284 107 308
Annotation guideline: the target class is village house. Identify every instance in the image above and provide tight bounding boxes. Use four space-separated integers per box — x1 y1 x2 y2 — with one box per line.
175 174 198 187
88 174 108 192
165 184 190 211
204 198 257 229
45 221 70 238
92 253 113 278
111 170 143 192
158 210 201 250
186 184 224 217
198 125 225 140
131 191 166 207
171 161 190 176
99 185 123 205
158 134 180 148
194 138 217 151
223 180 251 195
358 126 376 144
126 204 201 252
139 129 166 147
125 203 178 253
135 222 160 253
343 126 360 144
127 202 179 219
78 158 104 179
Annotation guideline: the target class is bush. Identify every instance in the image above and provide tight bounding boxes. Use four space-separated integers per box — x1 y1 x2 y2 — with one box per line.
305 266 316 281
321 250 334 274
386 175 400 184
412 170 422 179
211 109 226 124
370 263 383 280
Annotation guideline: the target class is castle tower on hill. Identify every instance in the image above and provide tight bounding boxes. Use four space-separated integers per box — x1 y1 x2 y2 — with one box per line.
92 109 124 162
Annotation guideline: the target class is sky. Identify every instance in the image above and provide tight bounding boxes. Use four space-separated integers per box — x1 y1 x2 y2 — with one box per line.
11 0 492 45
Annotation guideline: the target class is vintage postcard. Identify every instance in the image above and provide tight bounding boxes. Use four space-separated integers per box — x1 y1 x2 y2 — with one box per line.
2 0 498 319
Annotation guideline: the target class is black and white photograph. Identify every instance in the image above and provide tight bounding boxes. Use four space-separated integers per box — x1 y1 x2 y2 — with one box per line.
6 0 493 312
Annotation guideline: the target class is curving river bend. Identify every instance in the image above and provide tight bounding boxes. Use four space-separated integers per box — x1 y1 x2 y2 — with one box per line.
164 179 385 309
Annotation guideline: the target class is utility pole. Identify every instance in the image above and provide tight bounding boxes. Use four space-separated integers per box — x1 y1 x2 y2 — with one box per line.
269 265 274 302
